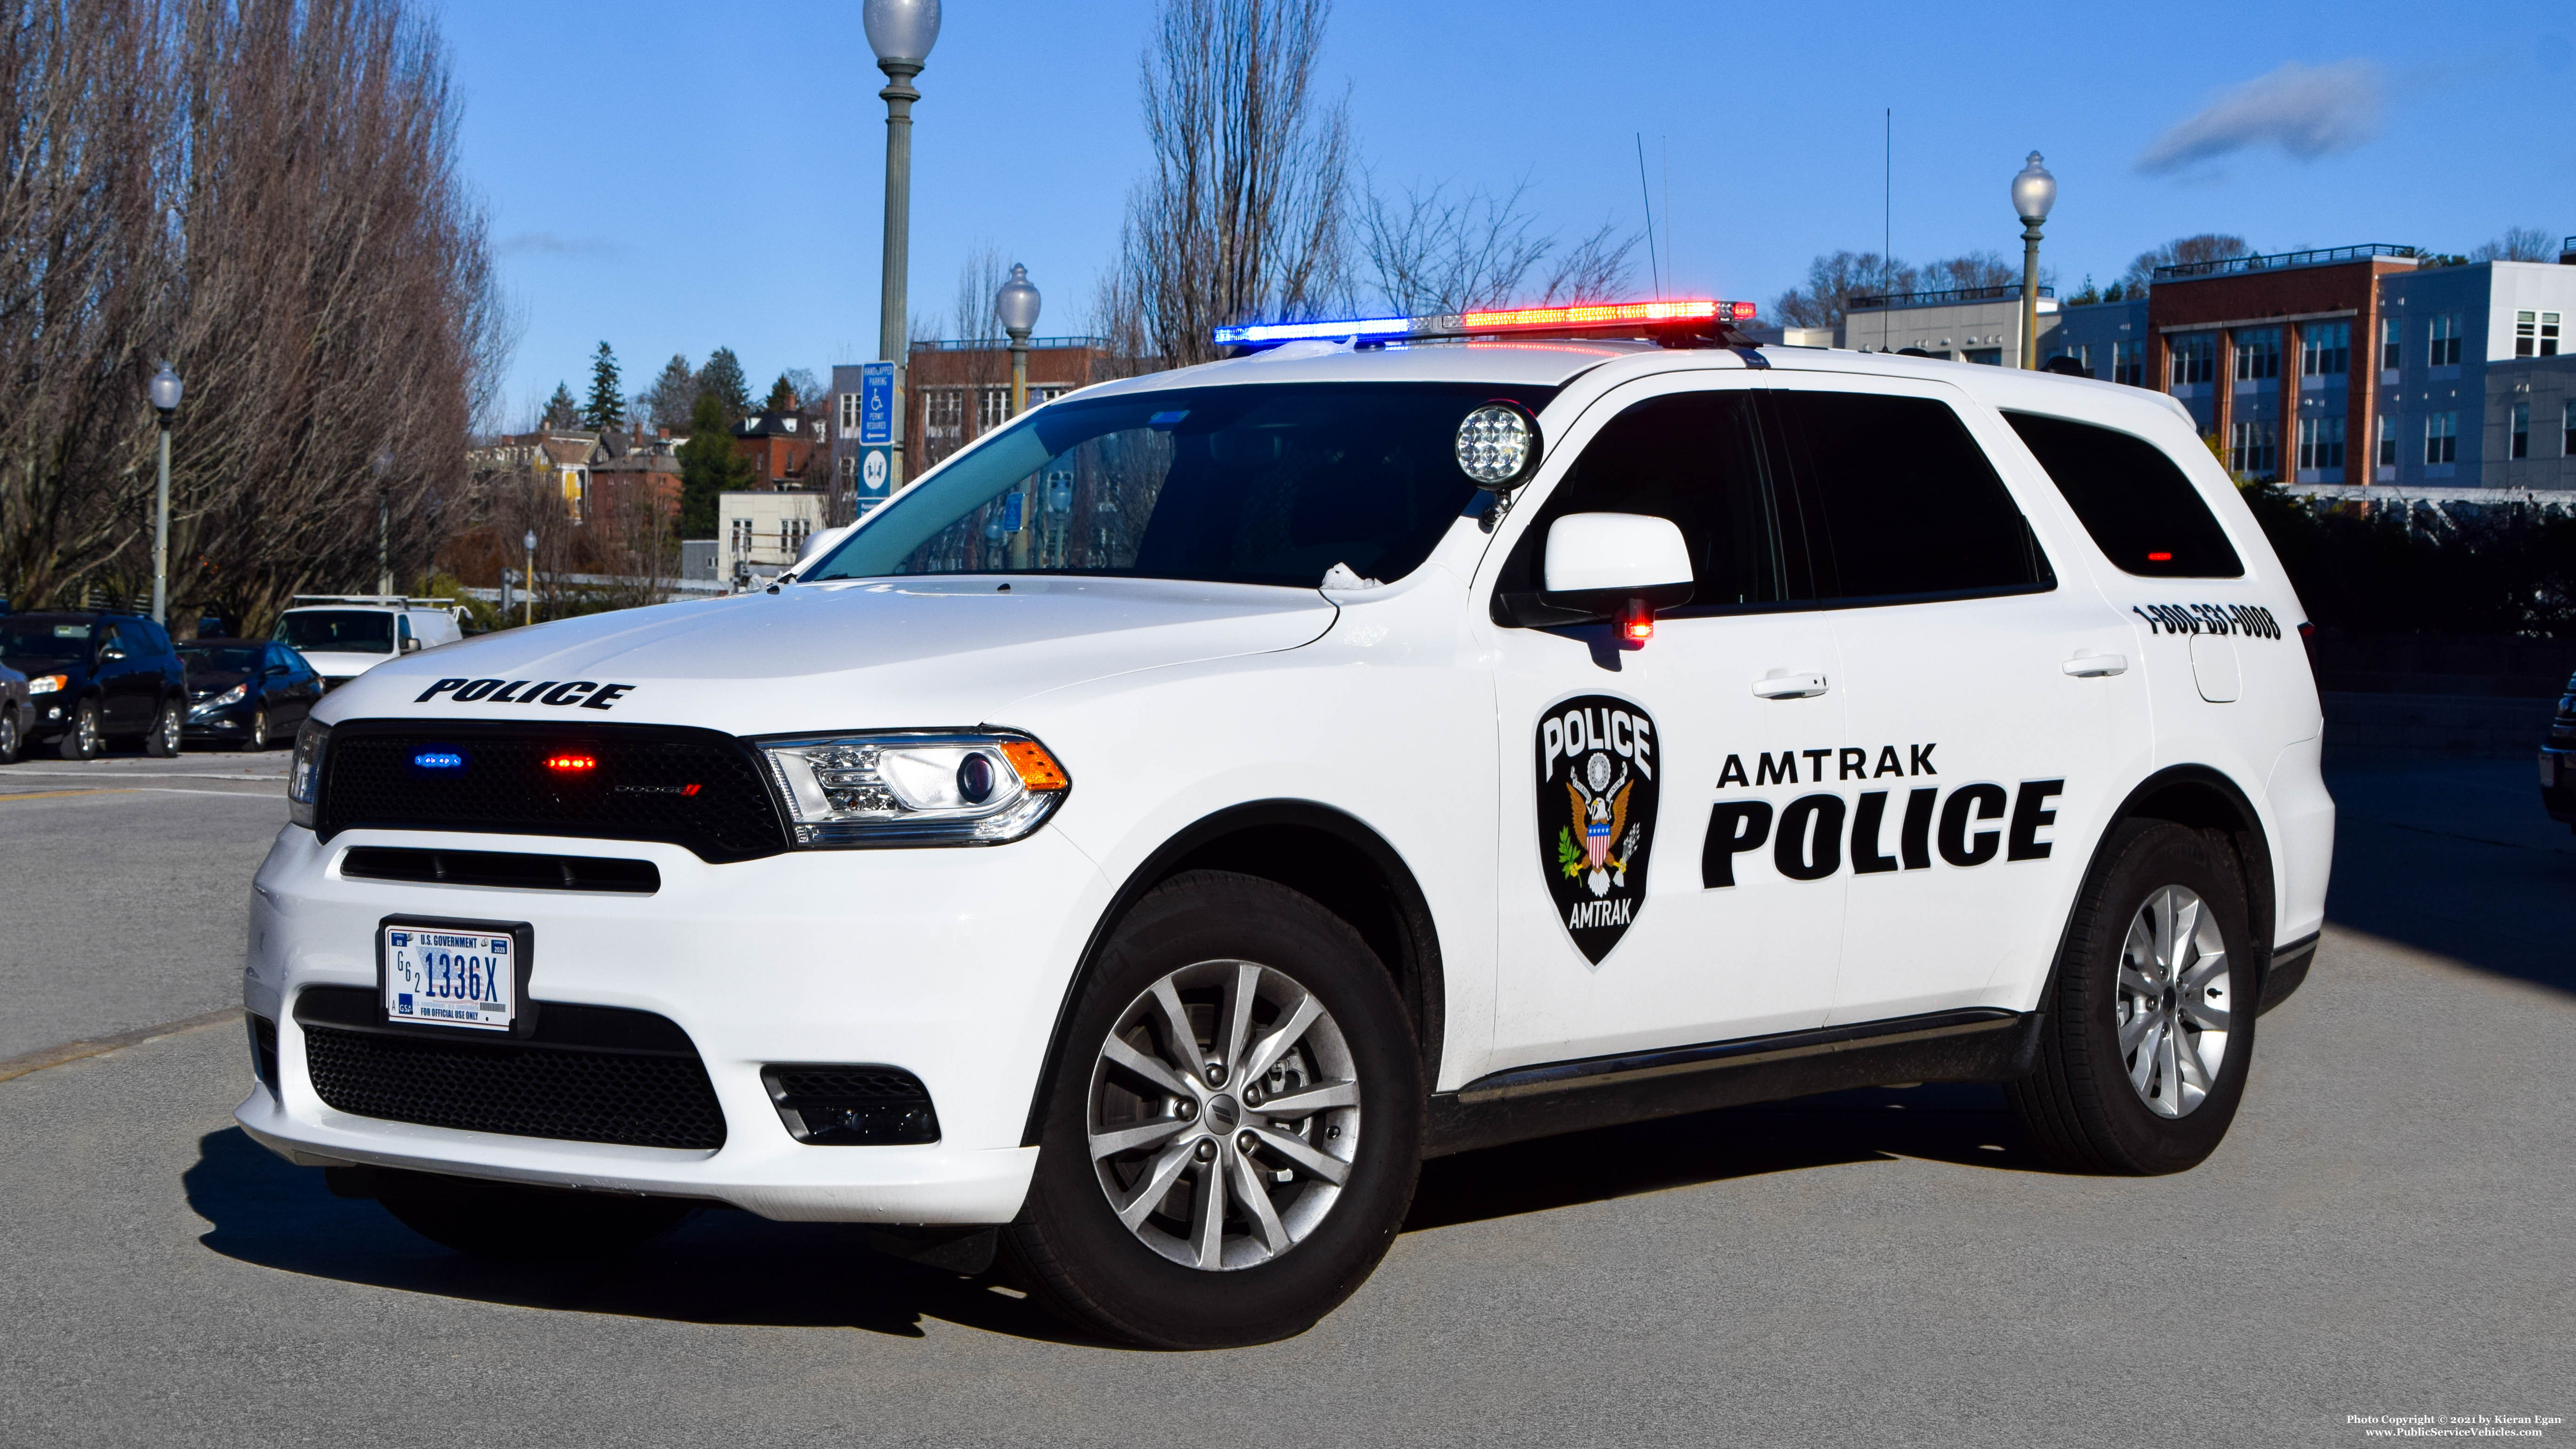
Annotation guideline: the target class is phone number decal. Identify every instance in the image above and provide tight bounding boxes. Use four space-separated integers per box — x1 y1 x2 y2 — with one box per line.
2133 603 2281 639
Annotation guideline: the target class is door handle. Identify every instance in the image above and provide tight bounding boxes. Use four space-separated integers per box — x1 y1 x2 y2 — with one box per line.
2063 652 2129 678
1751 670 1830 699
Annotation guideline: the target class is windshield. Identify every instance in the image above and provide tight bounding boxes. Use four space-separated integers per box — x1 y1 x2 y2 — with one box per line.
0 618 93 669
803 382 1556 589
275 611 393 654
181 645 263 673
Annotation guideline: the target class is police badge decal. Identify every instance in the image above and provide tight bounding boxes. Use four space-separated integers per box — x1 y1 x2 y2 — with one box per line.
1536 695 1659 965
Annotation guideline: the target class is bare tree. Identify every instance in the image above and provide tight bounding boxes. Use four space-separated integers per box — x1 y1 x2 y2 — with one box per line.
2471 227 2559 263
1109 0 1352 371
0 0 505 631
1359 174 1637 315
1919 251 2018 292
2121 233 2253 291
1772 251 1918 328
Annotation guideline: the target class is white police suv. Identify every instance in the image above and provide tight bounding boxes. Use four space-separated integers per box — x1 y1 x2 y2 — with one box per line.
239 300 2332 1348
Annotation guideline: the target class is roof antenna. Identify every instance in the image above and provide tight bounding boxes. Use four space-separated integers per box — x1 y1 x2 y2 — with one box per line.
1634 133 1660 299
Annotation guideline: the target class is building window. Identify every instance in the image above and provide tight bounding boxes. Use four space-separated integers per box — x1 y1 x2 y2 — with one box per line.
2170 334 2216 386
2429 313 2462 366
2112 340 2143 386
2377 414 2397 468
838 392 862 433
2511 402 2529 459
783 517 810 556
2424 411 2456 464
729 518 752 556
2297 416 2346 471
2381 317 2402 372
976 386 1014 432
1964 347 2002 367
2518 311 2563 358
2233 327 2281 381
923 387 964 439
838 453 856 483
2300 321 2350 377
2567 399 2576 457
2228 419 2279 479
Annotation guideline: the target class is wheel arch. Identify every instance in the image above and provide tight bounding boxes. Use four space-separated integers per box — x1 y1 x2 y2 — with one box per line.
2045 764 2280 1010
1021 800 1447 1147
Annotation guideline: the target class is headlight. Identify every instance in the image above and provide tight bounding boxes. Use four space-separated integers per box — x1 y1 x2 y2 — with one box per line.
199 683 249 710
288 720 330 828
759 731 1069 847
26 674 66 696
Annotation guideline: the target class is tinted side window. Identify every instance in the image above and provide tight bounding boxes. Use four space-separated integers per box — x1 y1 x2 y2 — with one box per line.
2003 412 2244 578
1494 390 1781 621
1766 391 2052 601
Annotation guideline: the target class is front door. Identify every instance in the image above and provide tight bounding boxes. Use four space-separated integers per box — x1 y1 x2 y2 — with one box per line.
1481 377 1848 1072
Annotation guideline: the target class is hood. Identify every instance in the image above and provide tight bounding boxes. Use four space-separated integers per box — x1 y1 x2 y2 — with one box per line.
303 650 395 675
317 575 1338 734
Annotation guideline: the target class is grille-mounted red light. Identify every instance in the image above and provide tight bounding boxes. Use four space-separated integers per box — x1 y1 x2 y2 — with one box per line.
1620 598 1656 643
544 753 597 773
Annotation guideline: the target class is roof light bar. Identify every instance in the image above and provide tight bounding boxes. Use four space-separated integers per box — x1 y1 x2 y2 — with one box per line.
1212 299 1759 349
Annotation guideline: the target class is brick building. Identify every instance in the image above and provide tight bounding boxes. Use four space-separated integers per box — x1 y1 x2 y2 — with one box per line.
824 339 1113 524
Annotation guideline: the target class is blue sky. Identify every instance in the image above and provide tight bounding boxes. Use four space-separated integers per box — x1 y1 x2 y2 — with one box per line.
432 0 2576 426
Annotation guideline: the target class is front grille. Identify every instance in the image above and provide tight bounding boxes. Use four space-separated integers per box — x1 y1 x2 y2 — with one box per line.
295 985 725 1150
341 845 660 894
764 1064 940 1145
318 721 786 862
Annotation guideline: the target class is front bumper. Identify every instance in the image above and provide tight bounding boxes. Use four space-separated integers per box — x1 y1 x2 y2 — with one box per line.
185 701 254 737
238 822 1109 1223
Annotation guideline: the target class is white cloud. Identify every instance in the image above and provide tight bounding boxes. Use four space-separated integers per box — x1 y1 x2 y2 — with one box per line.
498 231 619 259
2137 60 2383 175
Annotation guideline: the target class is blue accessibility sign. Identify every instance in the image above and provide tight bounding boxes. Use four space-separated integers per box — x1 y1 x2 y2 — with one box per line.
859 361 895 445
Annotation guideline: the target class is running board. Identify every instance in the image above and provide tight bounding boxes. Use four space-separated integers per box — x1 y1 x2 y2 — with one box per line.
1423 1009 2040 1159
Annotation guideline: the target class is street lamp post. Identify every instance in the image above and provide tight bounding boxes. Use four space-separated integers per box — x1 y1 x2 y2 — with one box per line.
864 0 941 492
996 262 1040 417
2012 151 2057 371
523 528 537 628
148 364 182 625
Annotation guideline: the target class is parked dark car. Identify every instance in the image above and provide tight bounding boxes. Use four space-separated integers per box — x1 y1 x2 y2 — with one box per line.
0 658 29 764
2543 671 2575 833
179 638 323 750
0 612 189 759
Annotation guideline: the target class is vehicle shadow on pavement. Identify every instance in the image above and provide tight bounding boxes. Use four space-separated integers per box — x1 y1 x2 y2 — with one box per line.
179 1128 1109 1345
182 1089 2039 1339
2321 763 2576 1001
1406 1082 2042 1230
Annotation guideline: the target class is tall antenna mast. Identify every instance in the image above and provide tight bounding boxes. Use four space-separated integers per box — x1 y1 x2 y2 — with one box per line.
1635 133 1660 299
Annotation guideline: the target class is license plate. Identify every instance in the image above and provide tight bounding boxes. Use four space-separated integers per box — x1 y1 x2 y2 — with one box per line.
381 924 518 1031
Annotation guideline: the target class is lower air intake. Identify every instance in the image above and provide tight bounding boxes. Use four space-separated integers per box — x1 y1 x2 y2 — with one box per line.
296 986 724 1150
764 1064 940 1145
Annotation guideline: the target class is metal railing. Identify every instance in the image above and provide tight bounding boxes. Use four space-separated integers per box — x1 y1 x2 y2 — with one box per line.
1847 283 2051 310
910 335 1106 352
2151 244 2416 281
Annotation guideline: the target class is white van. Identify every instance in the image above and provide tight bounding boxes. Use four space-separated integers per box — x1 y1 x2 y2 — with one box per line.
271 597 464 689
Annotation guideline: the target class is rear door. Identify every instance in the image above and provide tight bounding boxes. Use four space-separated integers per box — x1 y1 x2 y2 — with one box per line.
97 621 150 730
1480 375 1849 1069
1755 379 2146 1024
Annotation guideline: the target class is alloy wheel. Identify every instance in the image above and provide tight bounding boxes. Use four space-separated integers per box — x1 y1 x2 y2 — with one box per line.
2115 885 2232 1119
77 705 100 756
248 707 268 751
1087 958 1362 1271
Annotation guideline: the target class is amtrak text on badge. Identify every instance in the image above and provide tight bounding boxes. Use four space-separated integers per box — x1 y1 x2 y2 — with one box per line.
1536 695 1659 966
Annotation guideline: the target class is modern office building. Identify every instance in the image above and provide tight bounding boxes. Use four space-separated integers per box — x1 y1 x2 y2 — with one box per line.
2375 260 2574 486
2048 297 2150 386
2483 353 2576 490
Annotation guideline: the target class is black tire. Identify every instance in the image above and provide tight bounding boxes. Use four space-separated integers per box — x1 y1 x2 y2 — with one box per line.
240 706 269 752
143 698 182 757
0 707 18 764
58 699 102 760
1003 870 1424 1349
2007 819 2257 1175
372 1170 697 1262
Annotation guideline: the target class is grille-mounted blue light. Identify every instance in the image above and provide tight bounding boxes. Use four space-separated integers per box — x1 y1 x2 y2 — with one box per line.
412 749 465 770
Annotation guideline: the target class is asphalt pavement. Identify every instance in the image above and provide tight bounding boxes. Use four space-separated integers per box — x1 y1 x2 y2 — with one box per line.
0 750 2568 1447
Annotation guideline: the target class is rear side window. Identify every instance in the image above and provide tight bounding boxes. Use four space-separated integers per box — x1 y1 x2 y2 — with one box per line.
2003 412 2243 578
1765 391 2052 602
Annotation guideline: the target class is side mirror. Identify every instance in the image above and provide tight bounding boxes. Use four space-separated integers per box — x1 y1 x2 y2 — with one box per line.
401 636 421 653
266 665 290 678
1542 513 1694 641
99 645 126 662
